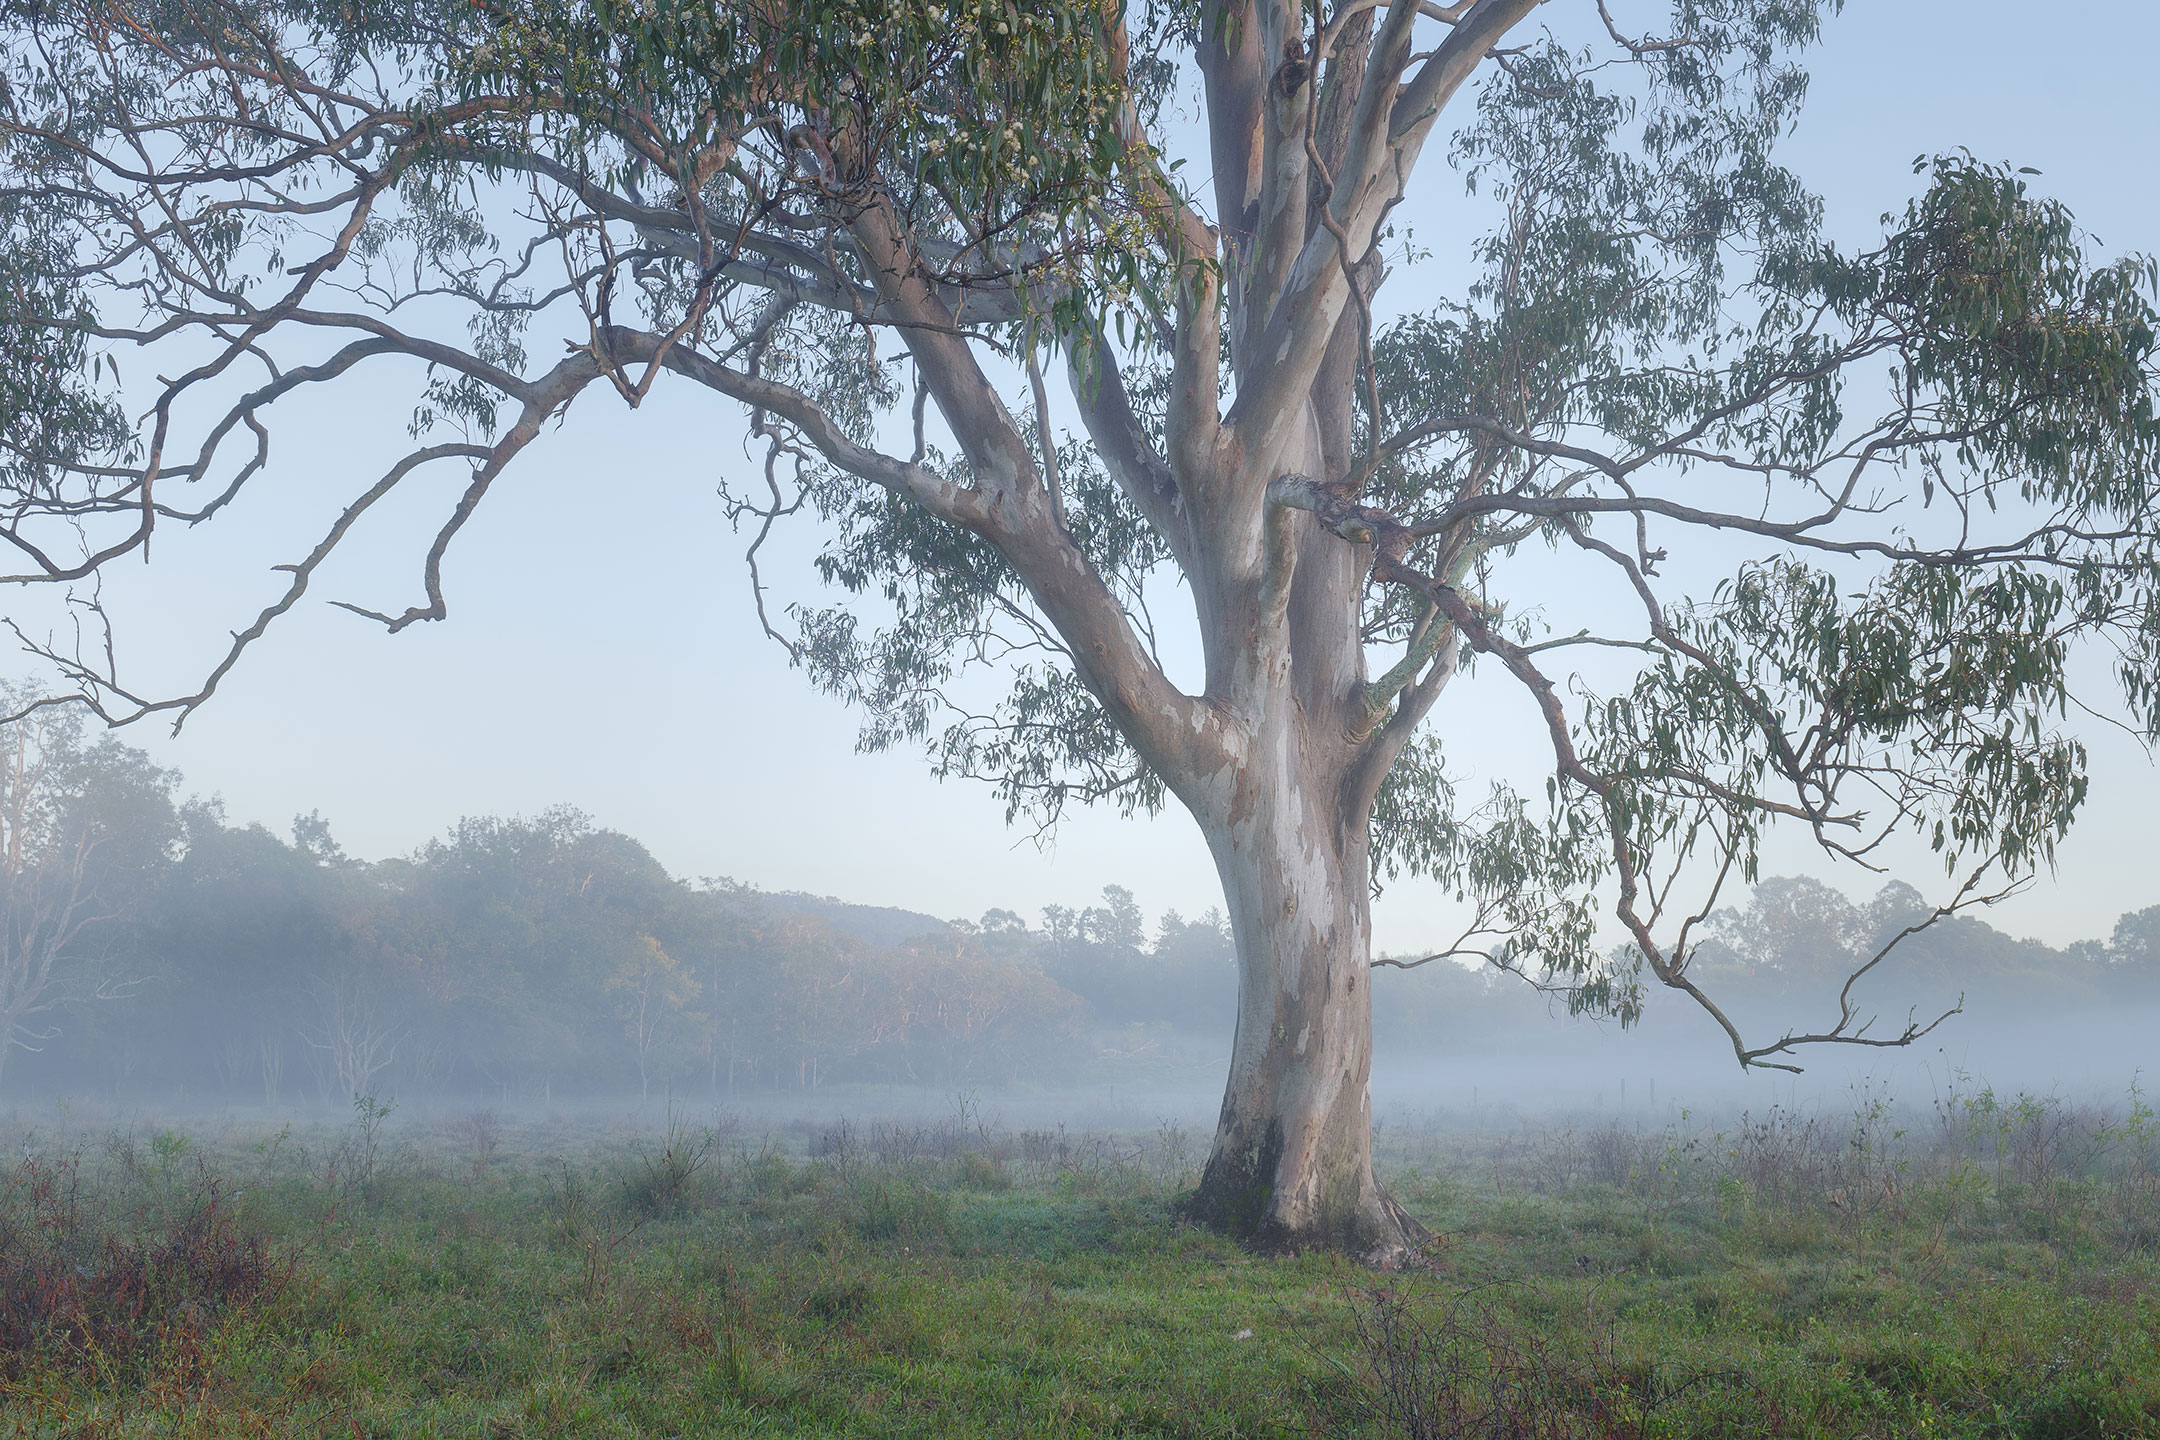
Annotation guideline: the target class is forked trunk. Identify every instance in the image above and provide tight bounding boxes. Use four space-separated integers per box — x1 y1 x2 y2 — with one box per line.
1182 720 1424 1263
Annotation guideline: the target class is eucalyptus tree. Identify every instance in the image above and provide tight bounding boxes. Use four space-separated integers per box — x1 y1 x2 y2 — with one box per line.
4 0 2159 1256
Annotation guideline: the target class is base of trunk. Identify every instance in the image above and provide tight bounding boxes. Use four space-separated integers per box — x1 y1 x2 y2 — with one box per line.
1182 1128 1432 1268
1185 1189 1431 1268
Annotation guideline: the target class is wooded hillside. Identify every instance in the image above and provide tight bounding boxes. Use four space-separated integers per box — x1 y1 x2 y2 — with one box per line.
5 727 2156 1103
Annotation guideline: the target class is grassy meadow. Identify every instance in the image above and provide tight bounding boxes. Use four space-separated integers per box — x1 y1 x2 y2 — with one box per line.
2 1082 2158 1439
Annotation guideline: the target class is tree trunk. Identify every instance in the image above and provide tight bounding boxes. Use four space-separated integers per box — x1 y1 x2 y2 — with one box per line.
1182 712 1424 1263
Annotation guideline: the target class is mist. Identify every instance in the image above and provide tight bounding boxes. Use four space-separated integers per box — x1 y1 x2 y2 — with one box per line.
4 716 2153 1135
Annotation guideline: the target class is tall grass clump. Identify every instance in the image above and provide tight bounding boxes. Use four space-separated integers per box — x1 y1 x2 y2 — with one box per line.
619 1108 728 1218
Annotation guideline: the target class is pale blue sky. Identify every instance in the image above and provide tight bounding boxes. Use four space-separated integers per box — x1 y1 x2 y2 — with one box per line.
69 2 2160 951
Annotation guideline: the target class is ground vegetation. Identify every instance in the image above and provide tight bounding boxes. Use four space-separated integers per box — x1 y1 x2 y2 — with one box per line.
1 1088 2156 1435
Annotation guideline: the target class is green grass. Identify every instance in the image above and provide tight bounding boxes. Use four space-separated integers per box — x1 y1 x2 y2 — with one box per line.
2 1099 2157 1438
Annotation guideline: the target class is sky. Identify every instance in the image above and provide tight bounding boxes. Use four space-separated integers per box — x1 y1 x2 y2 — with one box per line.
37 1 2160 955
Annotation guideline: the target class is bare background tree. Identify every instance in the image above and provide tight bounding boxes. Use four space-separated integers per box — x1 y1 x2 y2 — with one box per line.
2 0 2157 1256
0 708 104 1077
0 693 171 1078
300 976 406 1101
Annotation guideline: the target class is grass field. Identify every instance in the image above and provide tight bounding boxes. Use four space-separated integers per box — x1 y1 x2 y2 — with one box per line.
2 1082 2157 1438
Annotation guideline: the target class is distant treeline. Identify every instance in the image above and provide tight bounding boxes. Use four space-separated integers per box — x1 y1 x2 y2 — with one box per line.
1 711 2157 1102
21 794 1246 1100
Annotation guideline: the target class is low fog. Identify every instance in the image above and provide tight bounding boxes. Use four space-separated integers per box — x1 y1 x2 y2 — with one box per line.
3 709 2154 1134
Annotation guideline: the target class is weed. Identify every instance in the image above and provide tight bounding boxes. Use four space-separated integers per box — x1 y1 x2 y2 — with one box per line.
327 1091 400 1201
841 1172 954 1248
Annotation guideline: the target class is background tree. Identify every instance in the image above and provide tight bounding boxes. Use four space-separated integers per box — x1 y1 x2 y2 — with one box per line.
3 0 2159 1256
2091 906 2160 1000
1690 875 2110 1031
299 974 406 1099
135 805 371 1102
1039 886 1236 1032
607 933 701 1102
0 695 174 1082
382 808 686 1093
881 922 1085 1083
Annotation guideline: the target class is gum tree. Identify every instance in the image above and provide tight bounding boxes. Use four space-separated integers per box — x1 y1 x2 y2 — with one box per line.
3 0 2157 1257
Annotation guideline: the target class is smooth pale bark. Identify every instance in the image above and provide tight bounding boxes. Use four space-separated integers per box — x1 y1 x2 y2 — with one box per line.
1168 449 1424 1257
1186 753 1421 1260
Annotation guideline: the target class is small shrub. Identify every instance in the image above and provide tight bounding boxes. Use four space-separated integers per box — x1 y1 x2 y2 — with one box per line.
957 1150 1011 1191
544 1159 647 1301
740 1149 816 1206
0 1149 282 1381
